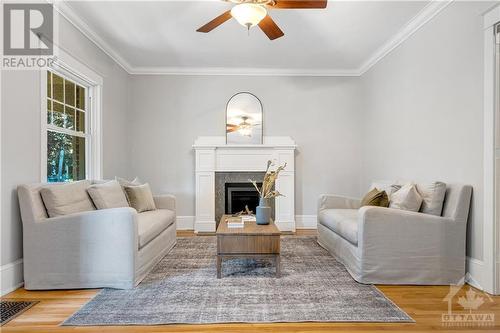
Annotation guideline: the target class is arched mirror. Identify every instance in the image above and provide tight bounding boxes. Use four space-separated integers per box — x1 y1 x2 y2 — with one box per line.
226 92 263 144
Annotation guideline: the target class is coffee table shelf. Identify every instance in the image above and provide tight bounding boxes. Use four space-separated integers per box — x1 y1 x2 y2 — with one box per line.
216 215 281 278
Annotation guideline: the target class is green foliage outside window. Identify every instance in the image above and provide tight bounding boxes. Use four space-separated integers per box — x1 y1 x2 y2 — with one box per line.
47 131 85 182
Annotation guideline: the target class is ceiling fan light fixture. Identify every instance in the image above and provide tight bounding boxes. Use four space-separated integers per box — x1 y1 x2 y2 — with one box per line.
238 123 252 137
230 3 267 29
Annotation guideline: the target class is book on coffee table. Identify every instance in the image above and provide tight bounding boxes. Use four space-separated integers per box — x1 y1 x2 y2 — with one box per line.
241 215 256 222
226 216 244 228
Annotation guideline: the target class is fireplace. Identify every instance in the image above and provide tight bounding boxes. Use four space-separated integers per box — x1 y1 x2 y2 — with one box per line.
214 172 275 226
225 182 261 215
193 136 296 232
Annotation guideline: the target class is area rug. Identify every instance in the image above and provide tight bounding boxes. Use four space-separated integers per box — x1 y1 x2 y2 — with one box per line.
63 236 413 325
1 300 38 325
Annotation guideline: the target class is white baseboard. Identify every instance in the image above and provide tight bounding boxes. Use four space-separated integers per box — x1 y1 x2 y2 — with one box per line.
176 216 195 230
296 215 317 229
1 259 24 296
194 220 216 233
496 259 500 295
275 220 296 232
466 256 486 291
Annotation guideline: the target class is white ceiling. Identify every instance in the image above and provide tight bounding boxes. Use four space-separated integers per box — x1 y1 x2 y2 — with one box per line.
58 0 451 75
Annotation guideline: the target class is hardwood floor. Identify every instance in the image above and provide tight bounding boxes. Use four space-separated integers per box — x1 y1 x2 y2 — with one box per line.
2 230 500 332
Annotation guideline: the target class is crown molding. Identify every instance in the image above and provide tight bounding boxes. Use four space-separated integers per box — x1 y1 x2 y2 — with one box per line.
52 0 133 74
483 3 500 29
129 66 360 76
357 0 454 76
54 0 453 77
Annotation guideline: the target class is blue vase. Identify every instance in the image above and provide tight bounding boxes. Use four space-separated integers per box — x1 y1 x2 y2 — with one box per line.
256 197 271 225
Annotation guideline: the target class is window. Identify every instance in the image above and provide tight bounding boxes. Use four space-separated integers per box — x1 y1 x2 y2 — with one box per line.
45 70 89 182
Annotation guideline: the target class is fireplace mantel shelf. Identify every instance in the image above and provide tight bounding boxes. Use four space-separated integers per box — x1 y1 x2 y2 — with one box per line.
193 136 296 233
193 136 297 149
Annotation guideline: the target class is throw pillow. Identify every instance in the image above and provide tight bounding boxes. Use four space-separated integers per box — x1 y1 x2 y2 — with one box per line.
124 183 156 213
40 180 95 218
87 180 129 209
389 184 423 212
115 176 143 204
416 182 447 216
370 182 402 197
360 188 390 207
115 176 142 187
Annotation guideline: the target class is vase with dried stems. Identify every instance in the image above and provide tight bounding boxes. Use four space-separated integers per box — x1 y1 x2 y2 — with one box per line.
249 160 287 225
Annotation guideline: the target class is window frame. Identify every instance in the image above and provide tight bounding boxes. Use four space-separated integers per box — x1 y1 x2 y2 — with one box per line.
40 51 103 182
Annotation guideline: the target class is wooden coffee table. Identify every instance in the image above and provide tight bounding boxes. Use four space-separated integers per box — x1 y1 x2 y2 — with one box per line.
216 214 281 278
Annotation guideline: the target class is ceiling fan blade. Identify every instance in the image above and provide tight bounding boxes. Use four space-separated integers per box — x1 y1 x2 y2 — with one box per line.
272 0 327 9
227 124 239 133
258 15 284 40
197 10 232 33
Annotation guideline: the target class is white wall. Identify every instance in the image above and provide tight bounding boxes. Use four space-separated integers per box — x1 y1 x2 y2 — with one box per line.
128 75 363 217
1 13 130 294
360 1 493 264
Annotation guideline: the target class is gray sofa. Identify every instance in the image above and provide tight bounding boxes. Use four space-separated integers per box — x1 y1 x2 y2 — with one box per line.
317 183 472 285
17 181 177 290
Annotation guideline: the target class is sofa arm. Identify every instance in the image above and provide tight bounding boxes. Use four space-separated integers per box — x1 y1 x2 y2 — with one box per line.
358 206 464 258
153 194 176 212
318 194 361 211
24 207 138 289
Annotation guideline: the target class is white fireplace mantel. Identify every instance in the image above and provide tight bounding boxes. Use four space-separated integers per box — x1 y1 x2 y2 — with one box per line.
193 136 296 233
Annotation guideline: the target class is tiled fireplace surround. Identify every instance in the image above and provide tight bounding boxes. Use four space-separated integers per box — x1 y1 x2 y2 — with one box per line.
214 172 276 227
193 136 296 233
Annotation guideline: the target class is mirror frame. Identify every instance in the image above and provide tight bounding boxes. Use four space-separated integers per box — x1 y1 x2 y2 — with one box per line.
225 92 263 145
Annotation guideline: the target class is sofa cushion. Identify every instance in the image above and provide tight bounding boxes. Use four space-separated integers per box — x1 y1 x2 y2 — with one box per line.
370 181 401 197
416 182 447 216
116 176 142 204
360 188 389 207
124 183 156 213
318 209 358 245
389 184 423 212
137 209 175 248
115 176 142 187
87 180 129 209
40 180 95 218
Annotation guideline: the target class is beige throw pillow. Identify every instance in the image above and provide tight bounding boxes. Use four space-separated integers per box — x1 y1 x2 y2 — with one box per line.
87 180 129 209
115 176 143 204
115 176 142 187
389 184 423 212
124 183 156 213
416 182 447 216
40 180 95 218
370 182 401 197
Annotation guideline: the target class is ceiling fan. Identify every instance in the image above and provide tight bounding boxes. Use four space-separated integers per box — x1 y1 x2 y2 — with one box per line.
197 0 328 40
227 116 260 137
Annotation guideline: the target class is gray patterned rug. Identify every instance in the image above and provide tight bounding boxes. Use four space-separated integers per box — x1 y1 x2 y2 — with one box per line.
63 236 413 325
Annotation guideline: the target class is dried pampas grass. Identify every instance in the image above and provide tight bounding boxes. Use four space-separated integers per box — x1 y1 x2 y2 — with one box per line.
249 160 287 199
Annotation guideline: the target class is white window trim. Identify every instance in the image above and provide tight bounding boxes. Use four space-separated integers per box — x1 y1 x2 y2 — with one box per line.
40 48 103 182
